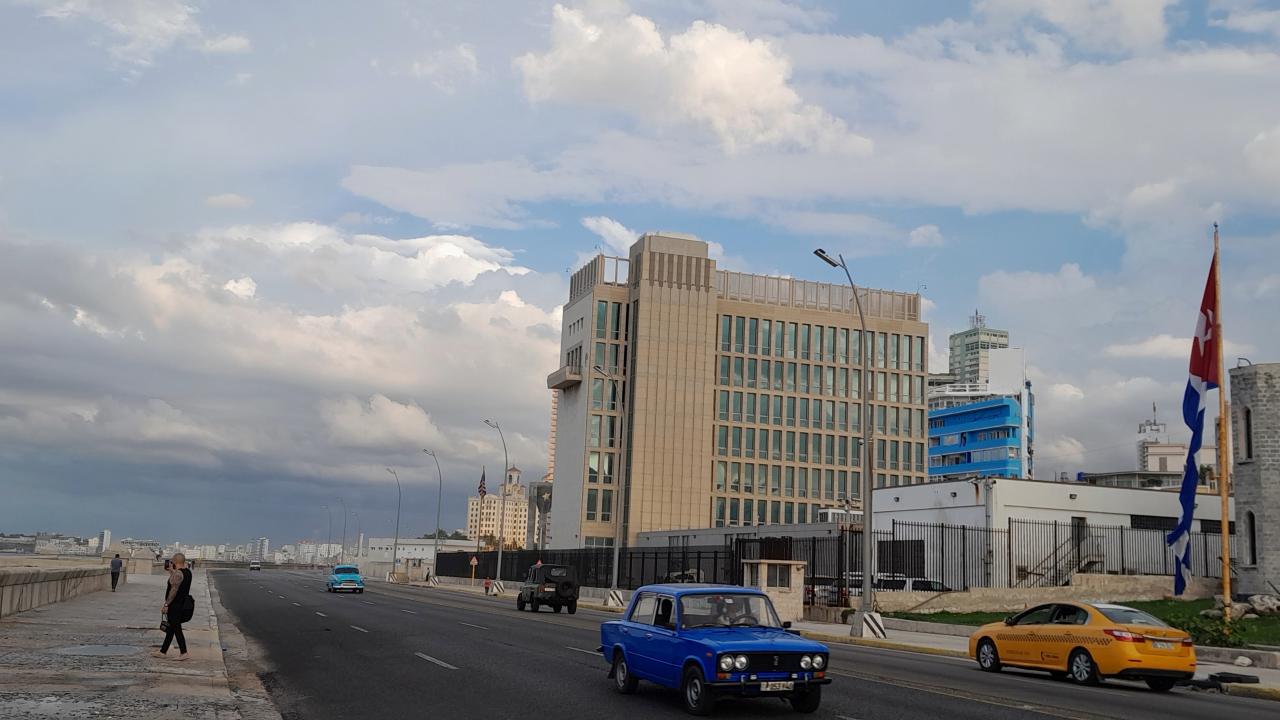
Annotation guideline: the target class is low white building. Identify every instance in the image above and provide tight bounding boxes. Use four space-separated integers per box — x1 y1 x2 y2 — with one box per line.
361 537 477 568
873 476 1233 532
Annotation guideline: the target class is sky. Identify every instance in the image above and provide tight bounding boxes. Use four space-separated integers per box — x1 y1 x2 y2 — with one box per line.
2 0 1279 546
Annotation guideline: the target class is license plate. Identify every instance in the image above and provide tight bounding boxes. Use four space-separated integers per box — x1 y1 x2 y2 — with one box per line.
1152 641 1174 650
760 681 794 692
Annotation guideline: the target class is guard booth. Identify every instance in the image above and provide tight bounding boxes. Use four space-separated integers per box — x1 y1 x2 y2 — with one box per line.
741 558 806 624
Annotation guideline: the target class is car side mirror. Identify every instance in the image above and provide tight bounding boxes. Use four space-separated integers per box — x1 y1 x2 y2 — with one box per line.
1003 616 1014 626
782 621 792 629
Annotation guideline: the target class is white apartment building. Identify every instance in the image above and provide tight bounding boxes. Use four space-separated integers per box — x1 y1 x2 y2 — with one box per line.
948 311 1009 384
466 467 529 549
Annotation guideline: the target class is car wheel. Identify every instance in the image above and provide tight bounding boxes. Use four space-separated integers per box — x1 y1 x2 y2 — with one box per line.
976 639 1001 672
568 599 578 615
1068 649 1100 686
612 652 638 694
1145 678 1178 693
530 598 540 613
553 603 563 613
357 589 364 594
517 595 526 611
789 685 822 714
681 665 716 716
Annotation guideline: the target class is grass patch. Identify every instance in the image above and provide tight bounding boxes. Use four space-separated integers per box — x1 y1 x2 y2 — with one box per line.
887 599 1280 647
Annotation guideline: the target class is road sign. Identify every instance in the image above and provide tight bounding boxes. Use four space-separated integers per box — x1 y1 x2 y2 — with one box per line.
469 556 478 567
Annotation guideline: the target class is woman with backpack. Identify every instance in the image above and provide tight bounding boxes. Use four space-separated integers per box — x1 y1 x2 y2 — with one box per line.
153 552 193 660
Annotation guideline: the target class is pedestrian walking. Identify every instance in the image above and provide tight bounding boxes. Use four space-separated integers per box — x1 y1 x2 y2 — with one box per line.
483 576 493 596
153 552 193 661
110 554 123 591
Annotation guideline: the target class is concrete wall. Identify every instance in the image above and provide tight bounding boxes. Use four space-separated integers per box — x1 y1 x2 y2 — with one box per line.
0 566 120 619
871 574 1217 614
1231 363 1280 596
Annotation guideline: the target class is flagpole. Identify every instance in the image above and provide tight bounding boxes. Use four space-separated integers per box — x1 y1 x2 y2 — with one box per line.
1213 224 1233 626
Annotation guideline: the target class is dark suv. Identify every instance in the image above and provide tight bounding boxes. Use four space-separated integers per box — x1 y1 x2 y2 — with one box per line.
516 564 579 614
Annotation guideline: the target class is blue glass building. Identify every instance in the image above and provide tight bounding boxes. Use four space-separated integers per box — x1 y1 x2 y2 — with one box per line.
928 387 1033 481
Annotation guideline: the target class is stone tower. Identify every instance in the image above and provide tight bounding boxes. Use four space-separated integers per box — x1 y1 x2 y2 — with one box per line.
1230 362 1280 596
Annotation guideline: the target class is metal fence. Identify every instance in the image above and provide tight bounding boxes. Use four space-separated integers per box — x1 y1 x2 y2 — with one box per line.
435 546 733 590
436 518 1235 602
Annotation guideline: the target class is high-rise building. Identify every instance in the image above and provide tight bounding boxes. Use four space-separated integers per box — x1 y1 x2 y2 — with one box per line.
466 467 529 549
250 537 270 562
546 233 928 548
98 529 112 556
948 310 1009 384
928 348 1033 482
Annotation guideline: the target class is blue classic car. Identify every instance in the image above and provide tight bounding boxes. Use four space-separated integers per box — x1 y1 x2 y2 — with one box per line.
599 584 830 715
326 565 365 593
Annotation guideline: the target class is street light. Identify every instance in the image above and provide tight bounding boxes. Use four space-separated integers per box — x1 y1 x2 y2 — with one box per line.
593 364 628 598
351 511 360 559
483 419 509 583
423 449 445 579
385 468 403 580
338 497 348 564
813 248 876 629
322 504 332 566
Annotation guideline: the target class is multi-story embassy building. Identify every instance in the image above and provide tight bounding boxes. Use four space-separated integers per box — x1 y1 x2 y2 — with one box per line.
546 233 929 549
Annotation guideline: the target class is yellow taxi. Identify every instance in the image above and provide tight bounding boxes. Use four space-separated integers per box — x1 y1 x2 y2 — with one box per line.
968 602 1195 692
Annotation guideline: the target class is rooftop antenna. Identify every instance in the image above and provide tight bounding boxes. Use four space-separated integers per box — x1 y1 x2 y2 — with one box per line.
970 308 986 329
1137 402 1166 439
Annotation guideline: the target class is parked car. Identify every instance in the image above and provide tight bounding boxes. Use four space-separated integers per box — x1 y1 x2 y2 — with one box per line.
600 584 830 715
968 602 1195 691
663 568 705 583
248 561 261 571
517 563 579 613
326 565 365 593
843 573 952 592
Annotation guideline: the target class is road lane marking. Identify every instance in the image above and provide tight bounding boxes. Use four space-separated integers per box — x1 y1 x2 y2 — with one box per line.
458 622 488 630
278 595 286 599
361 601 375 605
400 609 416 614
350 625 369 633
566 646 598 656
315 612 328 617
823 670 1092 720
292 602 301 607
414 652 458 670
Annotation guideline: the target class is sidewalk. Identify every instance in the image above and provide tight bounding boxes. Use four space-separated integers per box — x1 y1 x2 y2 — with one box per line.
0 570 257 719
792 618 1280 700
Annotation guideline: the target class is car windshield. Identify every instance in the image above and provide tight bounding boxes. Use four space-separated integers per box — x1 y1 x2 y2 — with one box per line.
1098 606 1167 627
334 567 359 575
679 593 782 629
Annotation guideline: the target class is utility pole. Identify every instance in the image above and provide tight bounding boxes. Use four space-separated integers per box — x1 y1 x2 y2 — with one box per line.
385 468 403 581
423 449 445 579
322 505 332 566
338 497 348 564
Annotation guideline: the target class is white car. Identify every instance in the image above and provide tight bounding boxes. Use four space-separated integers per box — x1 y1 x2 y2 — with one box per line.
249 561 262 571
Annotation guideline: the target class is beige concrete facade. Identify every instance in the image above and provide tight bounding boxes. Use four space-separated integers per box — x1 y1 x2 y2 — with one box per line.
465 468 529 549
548 233 928 548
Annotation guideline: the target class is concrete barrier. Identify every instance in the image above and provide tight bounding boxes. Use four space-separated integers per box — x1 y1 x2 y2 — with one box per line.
0 566 120 619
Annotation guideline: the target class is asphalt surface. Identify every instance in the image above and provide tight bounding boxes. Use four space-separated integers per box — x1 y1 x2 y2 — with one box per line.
212 570 1279 720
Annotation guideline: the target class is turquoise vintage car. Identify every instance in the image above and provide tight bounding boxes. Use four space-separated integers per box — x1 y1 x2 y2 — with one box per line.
599 584 830 715
326 565 365 593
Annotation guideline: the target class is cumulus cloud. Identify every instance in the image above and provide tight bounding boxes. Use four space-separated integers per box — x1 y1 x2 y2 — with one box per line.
977 0 1177 54
1104 334 1254 359
411 43 479 93
1210 0 1280 37
201 33 251 54
907 224 944 247
581 215 636 255
222 276 256 299
205 192 254 209
29 0 200 66
320 394 443 449
514 4 871 154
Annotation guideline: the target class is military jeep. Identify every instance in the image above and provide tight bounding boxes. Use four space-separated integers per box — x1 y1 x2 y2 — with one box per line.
516 563 579 614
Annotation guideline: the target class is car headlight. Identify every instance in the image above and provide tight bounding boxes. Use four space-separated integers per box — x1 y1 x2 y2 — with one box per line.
734 655 748 671
800 655 813 670
719 655 734 672
812 654 825 669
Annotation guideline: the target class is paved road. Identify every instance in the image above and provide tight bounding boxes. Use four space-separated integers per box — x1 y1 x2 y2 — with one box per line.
212 571 1278 720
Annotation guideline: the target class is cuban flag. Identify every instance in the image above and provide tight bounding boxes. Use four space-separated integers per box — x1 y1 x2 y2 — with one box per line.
1167 251 1220 595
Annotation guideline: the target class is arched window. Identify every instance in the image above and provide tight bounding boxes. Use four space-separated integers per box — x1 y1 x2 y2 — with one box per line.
1248 511 1258 566
1244 407 1254 460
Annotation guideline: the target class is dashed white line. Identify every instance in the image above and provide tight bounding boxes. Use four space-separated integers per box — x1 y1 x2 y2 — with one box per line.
361 601 375 605
291 602 301 607
350 625 369 633
277 595 286 599
565 646 597 656
315 612 328 617
400 609 416 614
458 622 489 630
414 652 458 670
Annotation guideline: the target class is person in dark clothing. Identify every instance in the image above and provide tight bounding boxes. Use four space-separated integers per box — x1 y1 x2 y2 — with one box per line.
110 554 123 591
153 553 192 660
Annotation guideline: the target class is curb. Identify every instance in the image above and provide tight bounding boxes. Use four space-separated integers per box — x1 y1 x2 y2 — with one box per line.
1225 684 1280 702
797 630 969 659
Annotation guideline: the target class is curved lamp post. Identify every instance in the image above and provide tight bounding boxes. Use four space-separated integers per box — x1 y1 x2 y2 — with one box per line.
423 449 445 578
385 468 402 578
483 419 509 582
